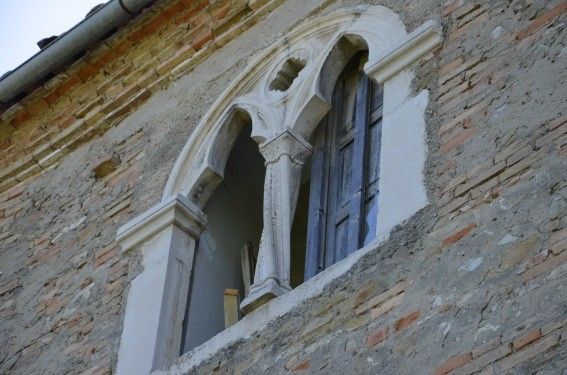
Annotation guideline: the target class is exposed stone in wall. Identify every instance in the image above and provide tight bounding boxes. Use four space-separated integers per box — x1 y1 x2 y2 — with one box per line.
0 0 566 374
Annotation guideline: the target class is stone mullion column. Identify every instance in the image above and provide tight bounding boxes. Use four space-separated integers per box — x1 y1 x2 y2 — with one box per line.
115 195 207 374
240 131 312 313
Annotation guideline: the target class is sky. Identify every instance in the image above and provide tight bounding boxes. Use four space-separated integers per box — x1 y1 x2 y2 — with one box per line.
0 0 105 75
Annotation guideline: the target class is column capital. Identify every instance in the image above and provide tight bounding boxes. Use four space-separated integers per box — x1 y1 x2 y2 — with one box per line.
259 130 312 165
116 194 207 252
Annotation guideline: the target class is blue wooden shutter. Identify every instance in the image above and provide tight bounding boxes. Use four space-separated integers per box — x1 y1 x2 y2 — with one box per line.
304 52 383 280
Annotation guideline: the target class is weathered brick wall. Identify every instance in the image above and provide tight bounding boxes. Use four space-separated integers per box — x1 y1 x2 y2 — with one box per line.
0 0 280 193
1 0 566 374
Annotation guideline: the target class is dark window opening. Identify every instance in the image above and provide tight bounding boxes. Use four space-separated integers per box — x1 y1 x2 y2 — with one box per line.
180 124 265 354
269 57 307 92
290 155 312 288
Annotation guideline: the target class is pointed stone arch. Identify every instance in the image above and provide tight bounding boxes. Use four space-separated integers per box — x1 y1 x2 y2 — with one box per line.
163 5 419 204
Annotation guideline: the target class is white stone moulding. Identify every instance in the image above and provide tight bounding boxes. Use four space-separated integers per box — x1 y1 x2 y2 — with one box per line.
365 19 442 84
116 196 206 374
115 5 442 375
116 194 207 252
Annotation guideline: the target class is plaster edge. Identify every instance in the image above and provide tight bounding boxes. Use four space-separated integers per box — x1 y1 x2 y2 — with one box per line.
152 235 396 375
116 195 206 252
365 19 442 84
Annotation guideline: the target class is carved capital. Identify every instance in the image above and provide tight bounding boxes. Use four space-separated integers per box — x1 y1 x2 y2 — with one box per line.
259 130 312 165
241 131 312 314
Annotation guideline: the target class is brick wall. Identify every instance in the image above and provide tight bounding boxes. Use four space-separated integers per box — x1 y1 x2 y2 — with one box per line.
1 0 566 374
0 0 280 193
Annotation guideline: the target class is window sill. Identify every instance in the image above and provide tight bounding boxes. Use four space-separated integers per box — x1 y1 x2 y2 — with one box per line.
152 233 394 375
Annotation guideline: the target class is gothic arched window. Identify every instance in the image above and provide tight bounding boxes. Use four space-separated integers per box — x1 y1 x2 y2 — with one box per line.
304 51 383 280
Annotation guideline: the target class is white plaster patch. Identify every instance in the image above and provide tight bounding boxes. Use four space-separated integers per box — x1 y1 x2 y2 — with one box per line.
376 87 429 240
475 323 501 339
491 26 503 39
432 295 443 308
439 322 452 336
51 216 86 244
459 256 483 272
498 234 518 245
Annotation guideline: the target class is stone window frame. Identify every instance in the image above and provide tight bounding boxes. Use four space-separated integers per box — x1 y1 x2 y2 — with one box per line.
114 6 442 374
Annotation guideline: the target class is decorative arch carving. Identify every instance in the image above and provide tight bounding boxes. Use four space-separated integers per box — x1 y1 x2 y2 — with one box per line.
163 5 414 202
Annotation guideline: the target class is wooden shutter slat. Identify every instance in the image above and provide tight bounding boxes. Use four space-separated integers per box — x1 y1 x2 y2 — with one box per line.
304 123 328 280
345 73 370 255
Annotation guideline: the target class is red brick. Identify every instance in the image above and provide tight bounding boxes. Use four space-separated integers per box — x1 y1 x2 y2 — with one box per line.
394 310 420 332
499 334 559 371
439 56 464 77
190 11 212 29
57 74 82 94
292 360 310 371
105 278 124 294
442 223 477 247
77 63 99 83
522 251 567 281
44 88 63 105
442 0 459 17
192 28 214 51
162 1 187 20
366 327 388 347
512 329 541 350
96 41 131 69
355 281 405 316
440 125 477 154
24 98 50 116
175 0 209 25
127 26 148 43
516 3 567 40
434 353 472 375
0 279 20 296
44 296 65 315
56 114 77 129
10 110 31 128
145 14 168 33
95 244 118 266
212 3 231 21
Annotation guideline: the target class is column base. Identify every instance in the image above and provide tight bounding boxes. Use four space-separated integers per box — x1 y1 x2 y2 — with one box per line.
240 277 291 314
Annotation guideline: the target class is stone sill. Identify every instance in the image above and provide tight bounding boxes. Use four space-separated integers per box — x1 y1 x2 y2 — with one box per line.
152 234 390 375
